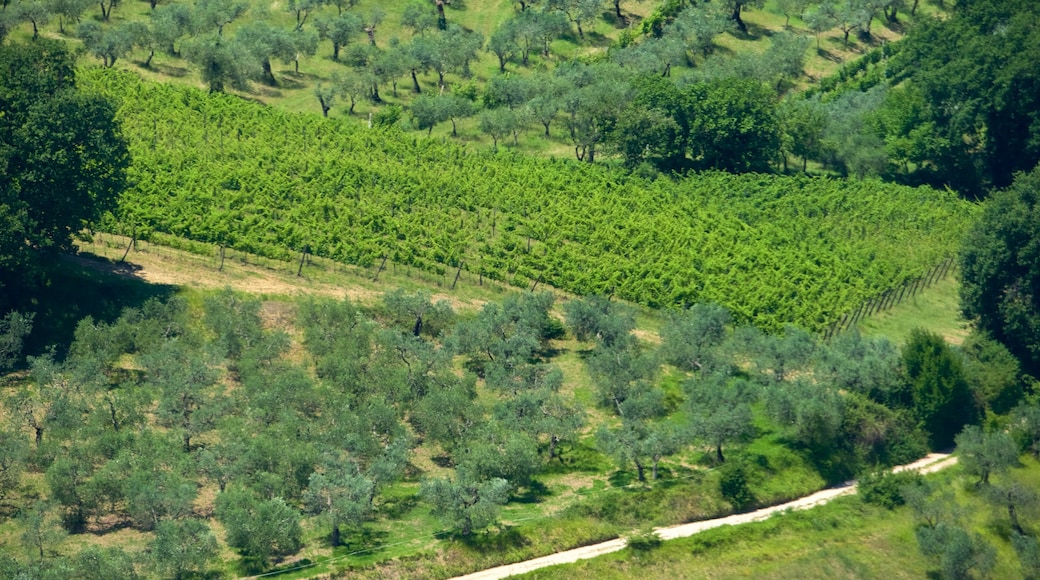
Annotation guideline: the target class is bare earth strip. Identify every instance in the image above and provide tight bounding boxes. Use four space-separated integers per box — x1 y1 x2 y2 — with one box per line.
453 453 957 580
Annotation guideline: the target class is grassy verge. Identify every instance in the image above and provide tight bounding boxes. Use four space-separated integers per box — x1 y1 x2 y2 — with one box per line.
856 272 969 346
517 456 1040 579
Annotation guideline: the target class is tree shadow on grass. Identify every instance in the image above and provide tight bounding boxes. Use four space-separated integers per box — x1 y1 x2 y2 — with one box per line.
459 524 531 553
18 253 177 361
511 479 551 504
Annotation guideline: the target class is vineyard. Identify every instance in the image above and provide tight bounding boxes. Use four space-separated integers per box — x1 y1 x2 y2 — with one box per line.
84 68 976 331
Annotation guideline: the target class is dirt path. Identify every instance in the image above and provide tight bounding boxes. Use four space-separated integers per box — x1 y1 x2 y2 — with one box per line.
452 453 957 580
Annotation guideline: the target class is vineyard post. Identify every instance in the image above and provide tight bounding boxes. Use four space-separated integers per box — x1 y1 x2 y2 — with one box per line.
297 246 308 277
219 245 226 272
373 255 388 281
120 228 136 263
895 282 908 306
451 262 464 290
837 312 849 333
879 290 891 312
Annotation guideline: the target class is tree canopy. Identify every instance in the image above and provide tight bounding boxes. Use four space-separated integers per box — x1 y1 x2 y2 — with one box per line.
959 165 1040 377
0 39 129 312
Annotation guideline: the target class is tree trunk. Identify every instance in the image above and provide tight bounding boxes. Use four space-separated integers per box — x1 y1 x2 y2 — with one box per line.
614 0 622 19
144 49 155 68
262 59 277 86
333 42 340 60
436 0 446 29
542 120 550 137
732 4 747 35
411 69 422 93
497 53 506 72
716 444 725 463
1009 499 1023 535
332 523 342 547
365 26 376 45
634 458 646 482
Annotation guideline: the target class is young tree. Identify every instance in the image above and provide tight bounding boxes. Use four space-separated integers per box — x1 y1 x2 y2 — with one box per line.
216 486 303 569
916 523 996 580
149 519 219 579
421 475 510 535
77 21 137 68
314 11 361 60
49 0 91 33
304 453 375 546
190 0 248 36
954 425 1017 486
150 2 193 55
660 303 732 373
401 0 437 37
315 81 337 117
236 21 299 86
181 33 257 92
143 340 224 452
547 0 601 40
684 373 756 463
286 0 323 31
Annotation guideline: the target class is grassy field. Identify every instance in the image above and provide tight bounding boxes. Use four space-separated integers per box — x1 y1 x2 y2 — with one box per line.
518 456 1040 579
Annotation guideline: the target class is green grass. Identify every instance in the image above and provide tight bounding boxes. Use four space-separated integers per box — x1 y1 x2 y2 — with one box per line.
856 271 969 346
517 456 1040 579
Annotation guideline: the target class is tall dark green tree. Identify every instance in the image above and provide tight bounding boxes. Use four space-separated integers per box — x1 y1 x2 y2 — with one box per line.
901 329 977 449
0 40 129 312
959 165 1040 377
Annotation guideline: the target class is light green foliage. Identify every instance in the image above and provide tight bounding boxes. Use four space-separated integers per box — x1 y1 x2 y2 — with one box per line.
77 20 137 68
955 425 1017 486
81 69 974 332
684 373 756 463
421 475 511 535
563 295 635 349
216 486 303 568
149 519 217 579
71 546 138 579
915 522 996 580
1011 404 1040 458
817 329 901 403
1013 532 1040 580
181 33 256 92
304 452 376 545
0 311 32 371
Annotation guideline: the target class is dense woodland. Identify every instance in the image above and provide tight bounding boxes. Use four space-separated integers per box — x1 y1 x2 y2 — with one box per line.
2 0 1040 578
